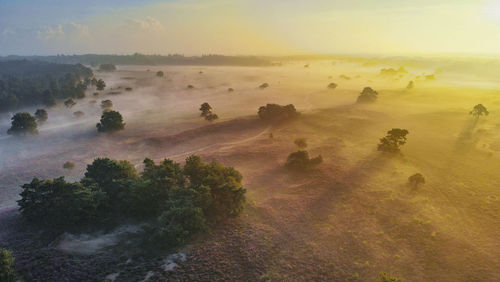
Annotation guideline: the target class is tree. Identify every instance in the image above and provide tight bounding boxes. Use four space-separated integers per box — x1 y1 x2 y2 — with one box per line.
294 138 308 149
18 177 107 227
406 80 414 89
96 79 106 91
101 99 113 110
228 88 234 92
34 109 48 123
327 82 338 89
156 71 164 77
357 87 378 103
63 161 75 170
96 110 125 132
199 102 212 117
0 249 16 282
285 150 323 171
7 112 38 135
470 104 488 118
377 128 409 153
64 98 76 108
258 103 300 123
187 85 194 89
73 111 85 118
259 82 269 89
408 173 425 188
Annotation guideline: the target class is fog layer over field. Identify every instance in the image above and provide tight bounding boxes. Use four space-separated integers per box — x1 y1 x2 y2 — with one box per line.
0 57 499 280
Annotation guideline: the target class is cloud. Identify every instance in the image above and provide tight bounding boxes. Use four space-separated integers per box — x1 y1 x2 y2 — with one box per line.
125 17 164 32
37 22 89 41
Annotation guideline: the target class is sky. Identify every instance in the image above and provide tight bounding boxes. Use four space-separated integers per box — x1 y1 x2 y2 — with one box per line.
1 0 500 56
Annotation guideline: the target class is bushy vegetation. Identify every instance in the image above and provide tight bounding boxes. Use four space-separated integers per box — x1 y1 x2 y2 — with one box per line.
7 112 38 136
34 109 48 123
64 98 76 108
228 88 234 92
285 150 323 170
357 87 378 103
0 60 93 111
96 110 125 132
187 84 194 89
470 104 488 118
199 102 219 122
0 248 16 282
96 79 106 91
98 64 116 72
378 272 401 282
377 128 409 153
258 103 300 123
408 173 425 188
259 82 269 89
327 82 338 89
406 80 414 89
156 71 164 77
101 99 113 109
18 155 246 248
73 111 85 118
63 161 75 170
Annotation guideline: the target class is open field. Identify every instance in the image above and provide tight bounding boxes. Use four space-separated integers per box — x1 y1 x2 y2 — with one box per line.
1 59 499 281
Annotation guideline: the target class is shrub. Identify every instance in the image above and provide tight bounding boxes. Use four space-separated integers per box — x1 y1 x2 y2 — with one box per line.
408 173 425 188
96 79 106 91
378 272 401 282
294 138 308 149
228 88 234 92
258 103 300 123
199 102 212 117
205 113 219 122
101 99 113 109
259 82 269 89
187 85 194 89
125 87 133 91
73 111 85 118
96 110 125 132
156 71 164 77
64 98 76 108
406 80 414 89
34 109 48 123
7 112 38 136
285 150 323 170
357 87 378 103
63 161 75 170
327 82 338 89
0 249 16 282
377 128 409 153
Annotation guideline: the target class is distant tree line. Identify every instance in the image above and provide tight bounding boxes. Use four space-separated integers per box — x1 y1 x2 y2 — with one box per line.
0 60 93 112
0 54 273 66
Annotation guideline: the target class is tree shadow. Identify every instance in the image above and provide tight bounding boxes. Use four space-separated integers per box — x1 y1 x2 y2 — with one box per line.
454 117 481 153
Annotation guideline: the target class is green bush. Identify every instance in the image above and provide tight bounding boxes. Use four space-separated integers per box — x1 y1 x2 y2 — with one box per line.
0 249 16 282
34 109 48 123
96 110 125 132
258 103 300 123
285 150 323 171
63 161 75 170
378 128 409 153
7 112 38 136
356 87 378 103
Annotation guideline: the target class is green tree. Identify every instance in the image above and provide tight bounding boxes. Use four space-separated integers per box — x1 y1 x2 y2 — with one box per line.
470 104 488 118
64 98 76 108
96 110 125 132
408 173 425 188
284 150 323 171
63 161 75 170
357 87 378 103
156 71 164 77
258 104 300 123
406 80 414 89
96 79 106 91
7 112 38 135
34 109 48 123
0 249 16 282
199 102 212 117
377 128 409 153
